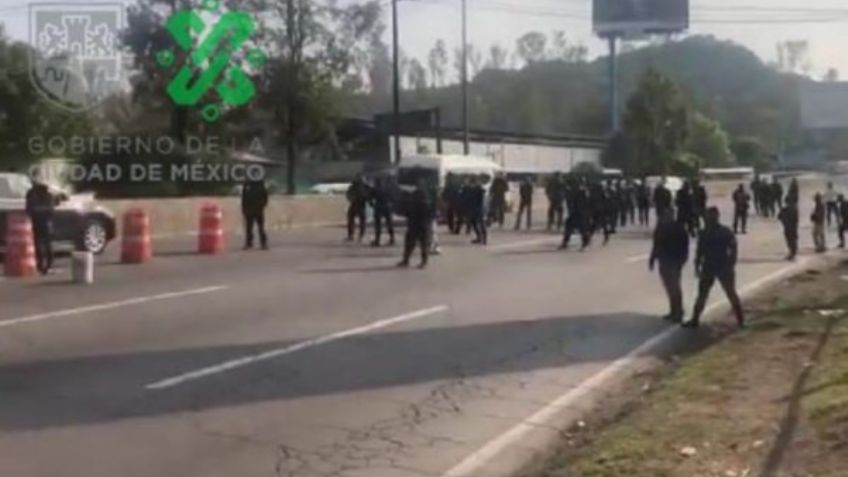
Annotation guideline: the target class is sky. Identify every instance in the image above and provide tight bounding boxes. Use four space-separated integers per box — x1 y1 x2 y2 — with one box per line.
1 0 846 80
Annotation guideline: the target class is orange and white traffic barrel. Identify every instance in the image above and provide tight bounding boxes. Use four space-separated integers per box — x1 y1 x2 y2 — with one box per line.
121 208 152 264
3 213 37 277
198 202 224 254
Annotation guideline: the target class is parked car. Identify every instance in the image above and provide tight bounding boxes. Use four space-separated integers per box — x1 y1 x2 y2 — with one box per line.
0 173 117 254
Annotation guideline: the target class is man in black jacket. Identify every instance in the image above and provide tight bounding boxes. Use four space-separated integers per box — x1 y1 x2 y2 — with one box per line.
242 179 269 250
398 180 432 269
732 184 750 234
685 207 745 329
514 177 534 231
546 173 564 230
345 175 369 242
650 208 689 323
489 174 509 228
778 197 800 260
370 176 395 247
25 171 64 274
653 180 673 223
468 176 488 245
838 195 848 249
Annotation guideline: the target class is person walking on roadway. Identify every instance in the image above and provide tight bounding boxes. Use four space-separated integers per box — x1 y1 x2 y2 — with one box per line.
650 207 689 323
488 173 509 228
778 197 800 261
514 177 534 231
811 193 827 253
25 169 65 274
241 179 269 250
824 182 839 228
653 179 673 223
398 179 432 269
684 207 745 329
468 176 488 245
369 176 395 247
732 184 750 235
345 175 369 242
838 195 848 249
545 173 564 231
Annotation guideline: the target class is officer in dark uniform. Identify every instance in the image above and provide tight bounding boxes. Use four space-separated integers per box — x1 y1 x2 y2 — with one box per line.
778 197 800 260
545 173 564 230
692 179 707 230
602 182 617 244
684 207 745 329
773 178 785 210
369 176 395 247
345 175 369 242
676 181 697 237
750 177 762 216
653 180 673 223
488 173 509 228
636 179 650 226
241 179 269 250
560 179 590 250
25 171 65 274
468 176 488 245
443 174 461 234
786 178 799 208
732 184 750 235
649 208 689 323
514 177 534 230
838 195 848 249
398 179 432 269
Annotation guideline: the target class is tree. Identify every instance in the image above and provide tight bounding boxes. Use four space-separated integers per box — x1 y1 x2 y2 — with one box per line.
776 40 812 74
548 31 586 63
623 69 689 175
428 39 448 87
515 32 547 65
487 44 508 70
732 136 772 171
407 58 427 91
467 44 483 79
686 112 733 168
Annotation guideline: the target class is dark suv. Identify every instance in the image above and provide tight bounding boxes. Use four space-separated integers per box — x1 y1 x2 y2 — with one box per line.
0 173 117 254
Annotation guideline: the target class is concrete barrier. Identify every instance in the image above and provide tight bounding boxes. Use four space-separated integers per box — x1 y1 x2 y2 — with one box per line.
102 195 347 238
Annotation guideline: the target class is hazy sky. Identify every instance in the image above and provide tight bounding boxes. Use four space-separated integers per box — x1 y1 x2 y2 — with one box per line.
1 0 845 79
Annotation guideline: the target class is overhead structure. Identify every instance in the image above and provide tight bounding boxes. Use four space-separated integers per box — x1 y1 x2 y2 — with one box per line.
799 81 848 130
592 0 690 134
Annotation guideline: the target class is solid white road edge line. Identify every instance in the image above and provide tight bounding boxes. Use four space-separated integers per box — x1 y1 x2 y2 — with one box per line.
440 258 815 477
0 286 228 329
145 304 450 390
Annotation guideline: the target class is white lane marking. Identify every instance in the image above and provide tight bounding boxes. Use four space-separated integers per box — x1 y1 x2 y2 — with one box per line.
0 286 228 329
146 305 450 390
489 238 559 251
626 253 650 263
440 258 814 477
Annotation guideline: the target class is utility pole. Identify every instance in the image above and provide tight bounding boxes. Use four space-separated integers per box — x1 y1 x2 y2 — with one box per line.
607 35 619 134
461 0 469 155
286 0 297 194
392 0 401 163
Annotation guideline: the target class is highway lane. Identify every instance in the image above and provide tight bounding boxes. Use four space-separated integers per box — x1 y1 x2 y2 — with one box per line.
0 208 833 477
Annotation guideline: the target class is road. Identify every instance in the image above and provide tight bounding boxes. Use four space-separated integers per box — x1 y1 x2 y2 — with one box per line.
0 205 830 477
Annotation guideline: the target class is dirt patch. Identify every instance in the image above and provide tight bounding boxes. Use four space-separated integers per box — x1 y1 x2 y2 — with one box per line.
518 262 848 477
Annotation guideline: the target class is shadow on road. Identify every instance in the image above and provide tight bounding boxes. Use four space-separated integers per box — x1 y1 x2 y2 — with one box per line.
0 312 683 431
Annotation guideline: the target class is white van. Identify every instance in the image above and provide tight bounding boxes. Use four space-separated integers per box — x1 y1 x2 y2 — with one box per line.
397 154 504 192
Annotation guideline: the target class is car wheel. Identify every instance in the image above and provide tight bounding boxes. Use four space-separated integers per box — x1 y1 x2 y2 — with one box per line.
80 219 108 255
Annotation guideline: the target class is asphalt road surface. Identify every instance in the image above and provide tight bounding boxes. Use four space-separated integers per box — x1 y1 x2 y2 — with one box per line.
0 204 833 477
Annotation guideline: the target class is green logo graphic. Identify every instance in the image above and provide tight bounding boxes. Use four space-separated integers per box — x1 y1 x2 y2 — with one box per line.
156 1 266 123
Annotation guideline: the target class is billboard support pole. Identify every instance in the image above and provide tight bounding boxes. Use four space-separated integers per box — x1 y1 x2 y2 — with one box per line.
392 0 401 164
607 34 620 134
461 0 470 155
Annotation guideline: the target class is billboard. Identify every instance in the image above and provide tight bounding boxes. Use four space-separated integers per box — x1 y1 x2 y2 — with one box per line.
799 81 848 130
593 0 689 36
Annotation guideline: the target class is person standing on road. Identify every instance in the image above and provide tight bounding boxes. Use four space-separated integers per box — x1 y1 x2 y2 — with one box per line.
546 173 565 230
636 179 650 226
398 179 432 269
751 177 762 216
692 179 708 230
469 176 488 245
812 193 827 253
676 181 697 237
778 197 800 260
25 170 64 274
824 182 839 228
786 178 799 208
443 174 461 234
488 173 509 228
345 175 369 242
514 177 534 231
653 179 673 223
684 207 746 329
650 208 690 323
732 184 750 235
241 179 269 250
369 176 395 247
838 195 848 249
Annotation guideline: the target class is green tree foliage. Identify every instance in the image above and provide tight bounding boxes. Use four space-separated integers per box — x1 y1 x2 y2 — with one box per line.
0 26 93 169
515 32 547 65
686 112 733 168
622 69 689 176
732 136 772 171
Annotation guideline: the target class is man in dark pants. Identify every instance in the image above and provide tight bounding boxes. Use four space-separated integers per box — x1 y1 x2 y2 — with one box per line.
370 176 396 247
514 177 534 230
636 179 650 226
653 180 672 223
443 174 461 234
676 181 697 237
25 172 64 274
778 197 800 260
560 180 589 250
468 176 488 245
824 182 838 228
684 207 745 329
692 179 707 230
838 195 848 249
241 179 269 250
398 180 432 269
545 173 564 230
650 208 689 323
488 173 509 228
345 175 369 242
732 184 750 234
